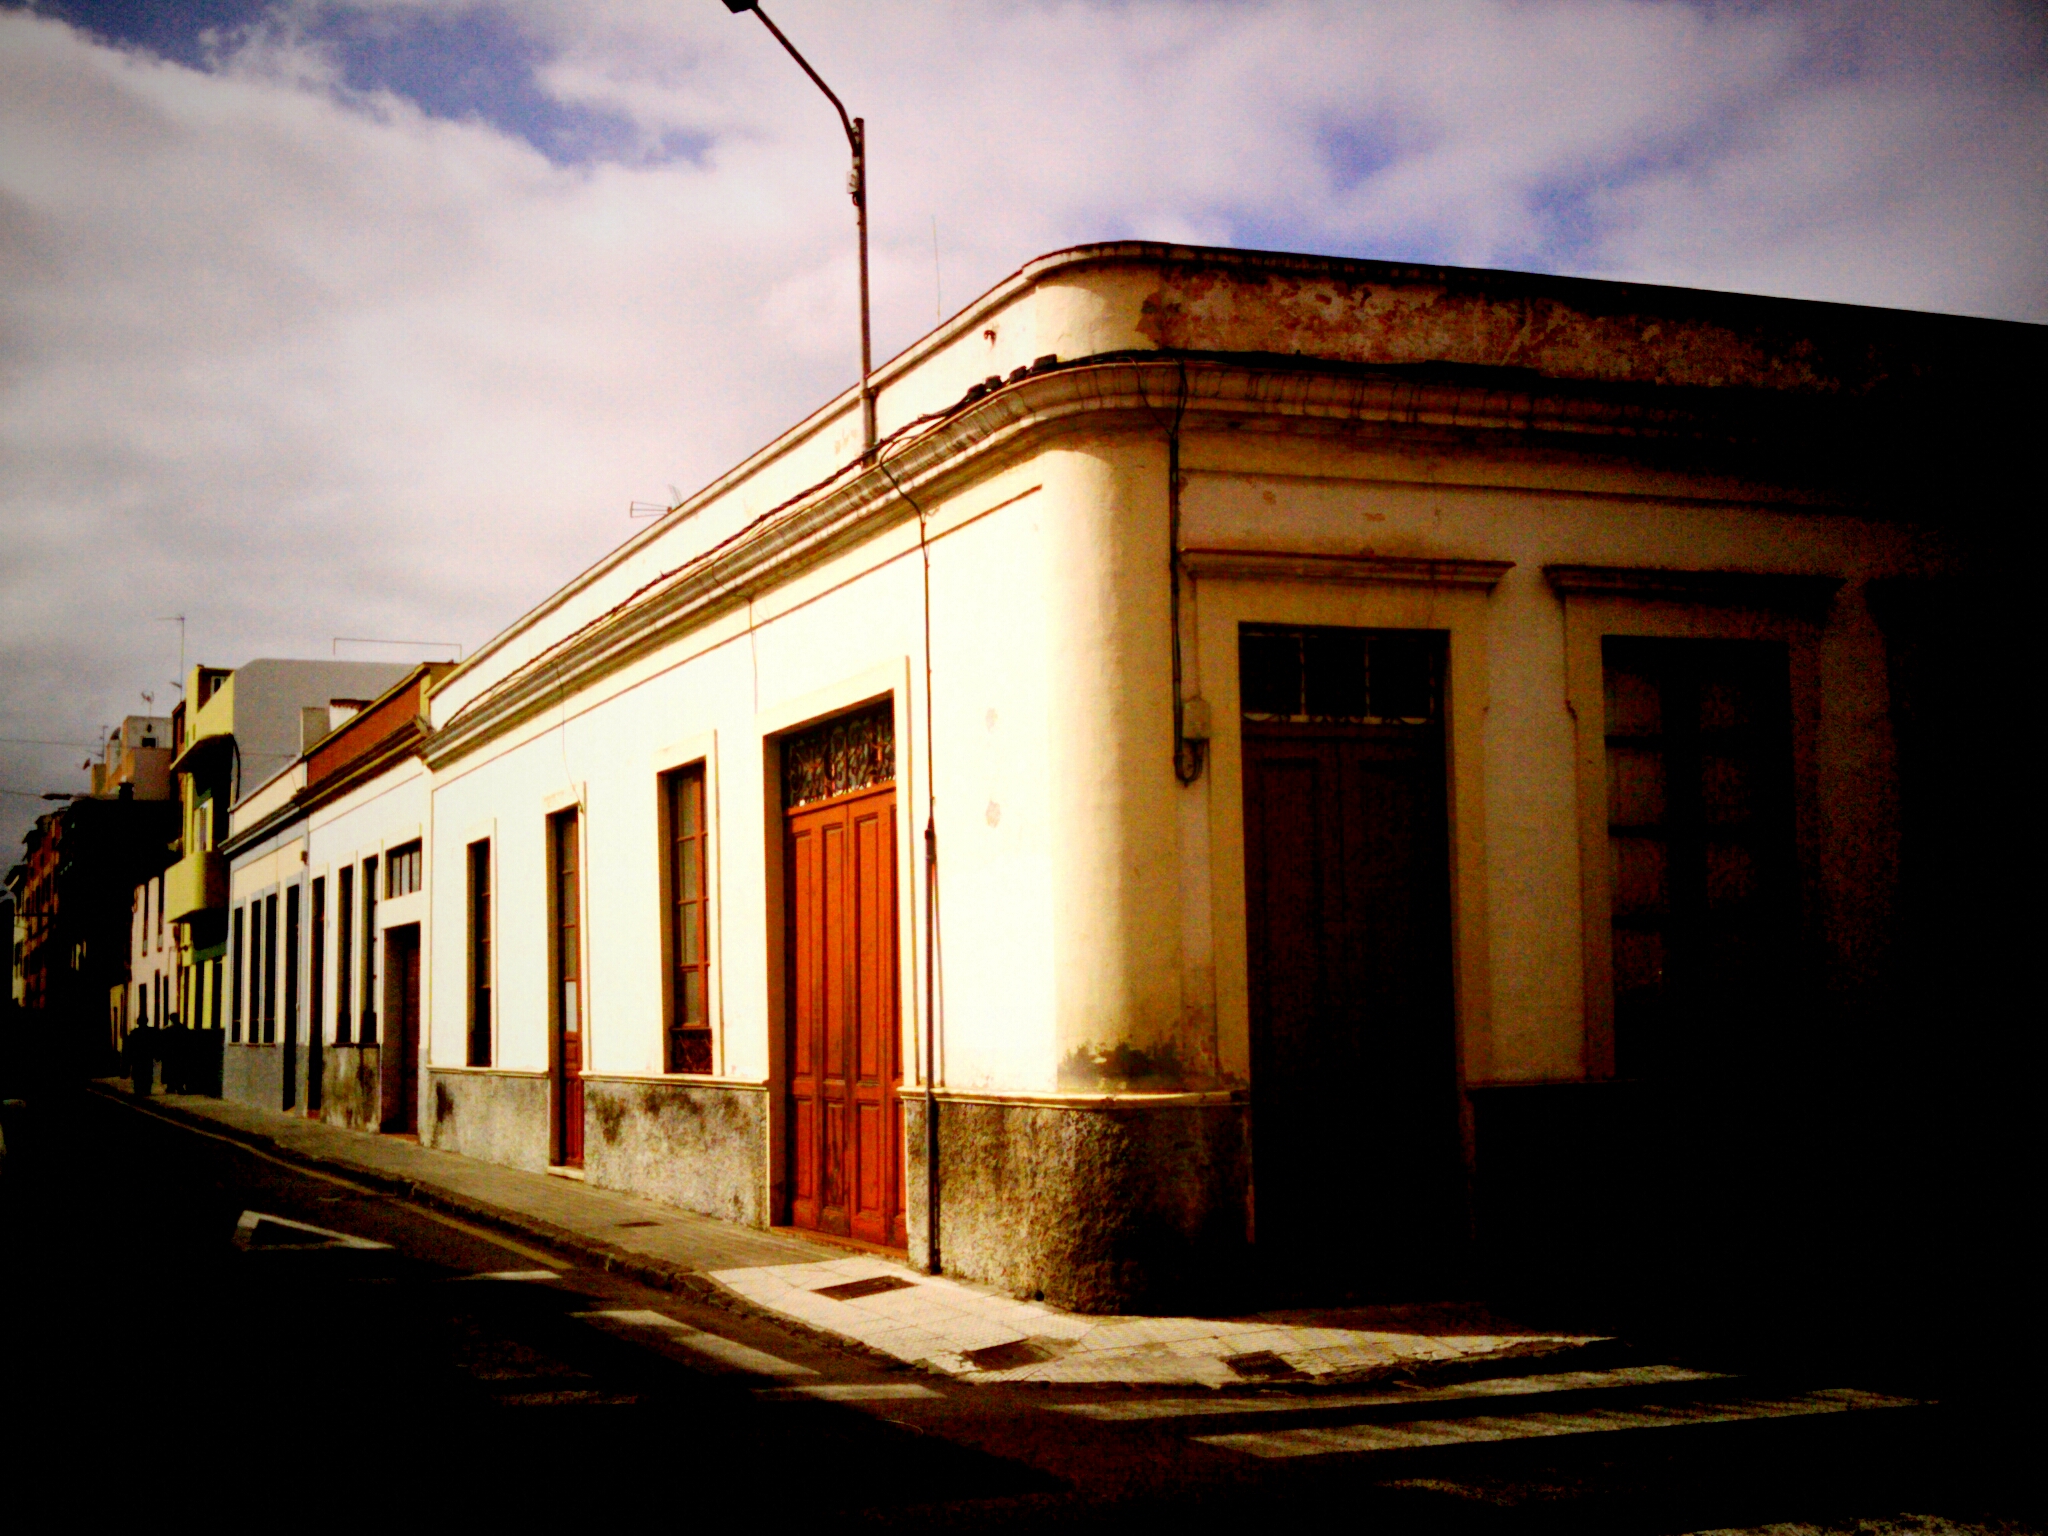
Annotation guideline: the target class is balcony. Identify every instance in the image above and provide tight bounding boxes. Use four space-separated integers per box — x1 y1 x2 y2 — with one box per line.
165 848 227 923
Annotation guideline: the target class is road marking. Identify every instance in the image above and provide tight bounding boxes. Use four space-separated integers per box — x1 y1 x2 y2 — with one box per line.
574 1309 817 1379
234 1209 391 1250
1196 1388 1922 1459
758 1383 944 1402
1051 1365 1731 1423
456 1269 562 1282
403 1209 563 1268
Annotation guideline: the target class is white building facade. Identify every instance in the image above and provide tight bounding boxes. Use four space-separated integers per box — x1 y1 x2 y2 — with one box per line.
410 244 2027 1312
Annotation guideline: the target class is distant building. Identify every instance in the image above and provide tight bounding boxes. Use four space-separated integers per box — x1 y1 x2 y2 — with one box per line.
218 663 446 1121
91 716 173 802
11 794 177 1071
162 659 409 1069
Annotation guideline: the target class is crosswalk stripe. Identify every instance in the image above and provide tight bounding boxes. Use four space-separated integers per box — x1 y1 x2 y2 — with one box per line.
1197 1388 1921 1459
1052 1364 1729 1423
573 1308 817 1379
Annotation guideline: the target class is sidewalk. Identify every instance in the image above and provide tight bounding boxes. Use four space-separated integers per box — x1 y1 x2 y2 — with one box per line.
99 1082 1608 1389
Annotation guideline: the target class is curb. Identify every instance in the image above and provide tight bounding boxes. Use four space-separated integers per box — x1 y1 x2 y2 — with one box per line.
87 1082 738 1309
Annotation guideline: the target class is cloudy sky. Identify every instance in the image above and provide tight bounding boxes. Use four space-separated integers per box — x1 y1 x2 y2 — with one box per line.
3 0 2044 854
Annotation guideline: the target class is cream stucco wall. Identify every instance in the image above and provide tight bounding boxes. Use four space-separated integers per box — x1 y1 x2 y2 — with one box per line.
423 394 1957 1115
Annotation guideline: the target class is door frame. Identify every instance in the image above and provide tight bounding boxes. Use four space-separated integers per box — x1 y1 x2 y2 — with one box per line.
379 923 423 1133
545 801 589 1167
756 660 920 1234
1188 556 1503 1106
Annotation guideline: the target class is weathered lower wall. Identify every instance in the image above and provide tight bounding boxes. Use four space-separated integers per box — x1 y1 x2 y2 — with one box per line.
582 1078 768 1228
426 1069 549 1171
220 1043 283 1113
906 1095 1251 1314
320 1046 381 1132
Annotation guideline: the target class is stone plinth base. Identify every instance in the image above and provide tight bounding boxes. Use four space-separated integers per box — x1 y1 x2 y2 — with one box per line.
319 1046 381 1131
905 1092 1251 1315
426 1069 549 1171
583 1077 769 1228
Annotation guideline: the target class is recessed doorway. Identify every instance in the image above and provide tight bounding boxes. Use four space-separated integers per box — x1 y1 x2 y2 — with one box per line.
1239 624 1465 1296
781 703 905 1250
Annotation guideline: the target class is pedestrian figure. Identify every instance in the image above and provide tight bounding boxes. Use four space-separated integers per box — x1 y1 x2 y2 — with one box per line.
127 1023 153 1097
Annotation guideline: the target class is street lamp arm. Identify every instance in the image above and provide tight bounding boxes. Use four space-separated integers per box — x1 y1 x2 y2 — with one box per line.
724 0 875 459
747 5 858 159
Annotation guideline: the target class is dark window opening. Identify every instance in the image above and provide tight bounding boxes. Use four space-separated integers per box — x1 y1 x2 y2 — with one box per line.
262 892 279 1044
229 906 244 1043
1604 638 1795 1082
665 765 712 1074
467 840 492 1068
359 856 378 1044
1240 625 1440 725
336 866 354 1045
309 877 326 1046
385 841 422 898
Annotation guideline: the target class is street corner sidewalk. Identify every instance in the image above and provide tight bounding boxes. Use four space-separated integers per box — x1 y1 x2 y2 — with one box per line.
96 1082 1609 1391
710 1254 1611 1388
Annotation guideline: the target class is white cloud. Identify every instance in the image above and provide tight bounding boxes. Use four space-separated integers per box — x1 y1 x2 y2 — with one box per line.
2 0 2042 852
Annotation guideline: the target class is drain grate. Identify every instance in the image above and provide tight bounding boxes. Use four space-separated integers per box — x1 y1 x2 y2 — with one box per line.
813 1275 918 1302
964 1338 1059 1371
1226 1350 1305 1381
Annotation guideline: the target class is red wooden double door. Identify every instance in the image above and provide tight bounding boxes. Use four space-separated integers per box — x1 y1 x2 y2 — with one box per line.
785 783 905 1247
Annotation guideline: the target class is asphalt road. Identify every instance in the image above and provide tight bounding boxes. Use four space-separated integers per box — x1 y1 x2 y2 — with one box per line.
1 1088 2036 1532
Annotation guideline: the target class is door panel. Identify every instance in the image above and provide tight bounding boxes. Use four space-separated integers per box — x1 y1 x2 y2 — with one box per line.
398 932 421 1135
552 811 585 1167
1242 626 1463 1297
380 925 421 1134
785 783 903 1247
788 819 823 1229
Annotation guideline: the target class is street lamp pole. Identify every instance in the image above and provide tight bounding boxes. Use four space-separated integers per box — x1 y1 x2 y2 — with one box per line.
723 1 875 461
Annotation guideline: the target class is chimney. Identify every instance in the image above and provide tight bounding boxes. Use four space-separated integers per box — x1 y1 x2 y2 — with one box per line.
300 705 334 754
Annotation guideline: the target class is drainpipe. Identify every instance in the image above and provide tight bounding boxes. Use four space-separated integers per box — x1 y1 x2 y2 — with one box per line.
882 450 945 1275
919 498 942 1275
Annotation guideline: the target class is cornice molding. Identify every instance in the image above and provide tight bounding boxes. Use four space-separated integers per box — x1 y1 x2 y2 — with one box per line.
1543 563 1844 616
429 356 1837 769
220 725 425 860
1182 548 1514 588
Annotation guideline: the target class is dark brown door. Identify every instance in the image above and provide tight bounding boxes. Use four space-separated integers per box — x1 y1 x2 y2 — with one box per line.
552 810 585 1167
1241 625 1464 1296
382 925 421 1134
786 783 903 1246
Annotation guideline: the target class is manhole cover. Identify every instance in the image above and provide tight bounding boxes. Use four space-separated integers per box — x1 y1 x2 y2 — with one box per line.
813 1274 918 1301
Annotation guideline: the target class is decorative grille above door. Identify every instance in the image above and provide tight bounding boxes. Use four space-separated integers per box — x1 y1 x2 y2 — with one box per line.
782 702 895 808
